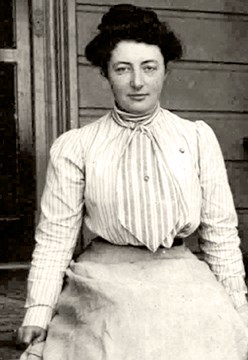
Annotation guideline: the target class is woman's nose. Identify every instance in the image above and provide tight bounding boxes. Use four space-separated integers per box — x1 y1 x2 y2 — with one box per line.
130 70 144 89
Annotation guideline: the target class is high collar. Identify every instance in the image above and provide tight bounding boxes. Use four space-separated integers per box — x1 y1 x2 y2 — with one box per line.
111 102 161 130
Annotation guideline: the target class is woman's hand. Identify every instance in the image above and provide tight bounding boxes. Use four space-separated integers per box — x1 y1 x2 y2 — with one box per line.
16 326 47 348
237 303 248 328
19 342 45 360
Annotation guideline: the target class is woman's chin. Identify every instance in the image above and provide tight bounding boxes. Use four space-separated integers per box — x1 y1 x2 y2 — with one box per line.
118 102 155 114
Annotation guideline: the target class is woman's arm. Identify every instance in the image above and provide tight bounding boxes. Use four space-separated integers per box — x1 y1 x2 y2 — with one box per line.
196 121 247 310
22 129 85 330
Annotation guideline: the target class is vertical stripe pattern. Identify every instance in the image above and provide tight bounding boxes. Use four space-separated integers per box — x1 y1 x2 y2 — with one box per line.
22 107 247 329
113 104 188 251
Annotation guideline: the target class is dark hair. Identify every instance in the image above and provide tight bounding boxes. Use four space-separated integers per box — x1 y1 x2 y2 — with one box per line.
85 4 183 77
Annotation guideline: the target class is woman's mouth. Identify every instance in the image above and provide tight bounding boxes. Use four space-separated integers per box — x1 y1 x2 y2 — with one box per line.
128 94 148 101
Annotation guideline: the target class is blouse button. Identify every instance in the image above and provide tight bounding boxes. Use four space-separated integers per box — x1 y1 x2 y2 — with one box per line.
179 148 185 153
144 175 149 181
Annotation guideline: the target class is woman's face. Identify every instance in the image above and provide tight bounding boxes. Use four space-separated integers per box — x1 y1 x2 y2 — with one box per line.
107 41 166 114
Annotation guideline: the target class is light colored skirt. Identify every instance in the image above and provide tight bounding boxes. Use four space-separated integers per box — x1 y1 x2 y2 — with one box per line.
35 241 248 359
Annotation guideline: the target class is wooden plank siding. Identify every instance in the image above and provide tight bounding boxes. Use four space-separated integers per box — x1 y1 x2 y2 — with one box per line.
77 0 248 14
77 9 248 64
77 64 248 111
75 1 248 251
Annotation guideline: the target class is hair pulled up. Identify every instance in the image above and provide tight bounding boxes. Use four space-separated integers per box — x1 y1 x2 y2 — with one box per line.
85 4 183 77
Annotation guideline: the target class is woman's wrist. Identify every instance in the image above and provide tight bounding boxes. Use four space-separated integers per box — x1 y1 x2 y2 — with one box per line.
22 305 53 330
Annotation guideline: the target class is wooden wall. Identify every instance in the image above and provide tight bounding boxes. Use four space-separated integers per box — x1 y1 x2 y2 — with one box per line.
75 0 248 250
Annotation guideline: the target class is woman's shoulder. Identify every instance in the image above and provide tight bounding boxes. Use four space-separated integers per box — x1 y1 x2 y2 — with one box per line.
161 108 215 138
50 113 110 155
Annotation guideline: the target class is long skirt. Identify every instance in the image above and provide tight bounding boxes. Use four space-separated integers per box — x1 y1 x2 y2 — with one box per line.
29 240 248 359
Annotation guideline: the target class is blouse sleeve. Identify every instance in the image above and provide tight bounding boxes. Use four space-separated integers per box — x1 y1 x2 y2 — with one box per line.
22 129 85 329
196 120 247 309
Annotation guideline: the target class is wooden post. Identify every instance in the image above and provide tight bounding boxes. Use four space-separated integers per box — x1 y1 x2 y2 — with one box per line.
31 0 78 215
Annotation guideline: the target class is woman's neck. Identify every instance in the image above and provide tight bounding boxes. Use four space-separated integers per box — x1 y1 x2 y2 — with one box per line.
112 102 160 128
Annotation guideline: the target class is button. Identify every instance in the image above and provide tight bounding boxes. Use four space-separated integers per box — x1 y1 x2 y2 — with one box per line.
179 148 185 153
144 175 149 181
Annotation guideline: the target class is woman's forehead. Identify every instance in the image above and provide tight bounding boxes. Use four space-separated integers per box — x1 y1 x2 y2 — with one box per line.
110 40 164 63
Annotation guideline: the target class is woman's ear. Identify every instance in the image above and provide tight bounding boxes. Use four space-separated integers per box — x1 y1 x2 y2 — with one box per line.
100 68 108 79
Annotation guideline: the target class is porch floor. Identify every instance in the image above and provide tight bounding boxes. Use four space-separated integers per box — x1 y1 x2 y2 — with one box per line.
0 269 27 360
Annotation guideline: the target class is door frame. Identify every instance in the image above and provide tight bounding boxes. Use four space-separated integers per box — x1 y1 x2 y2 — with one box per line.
31 0 78 214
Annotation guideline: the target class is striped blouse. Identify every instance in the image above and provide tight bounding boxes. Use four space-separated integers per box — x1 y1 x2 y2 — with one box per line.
23 107 247 329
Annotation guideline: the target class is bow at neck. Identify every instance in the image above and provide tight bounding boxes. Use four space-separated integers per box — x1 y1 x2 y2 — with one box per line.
110 101 188 252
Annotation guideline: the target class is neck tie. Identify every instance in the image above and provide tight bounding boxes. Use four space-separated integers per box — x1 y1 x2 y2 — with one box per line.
112 104 188 252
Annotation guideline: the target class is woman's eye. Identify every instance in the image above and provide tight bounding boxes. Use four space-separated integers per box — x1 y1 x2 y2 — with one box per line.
115 67 130 74
143 66 157 73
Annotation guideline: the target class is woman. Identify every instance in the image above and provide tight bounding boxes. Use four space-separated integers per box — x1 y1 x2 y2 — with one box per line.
18 4 248 359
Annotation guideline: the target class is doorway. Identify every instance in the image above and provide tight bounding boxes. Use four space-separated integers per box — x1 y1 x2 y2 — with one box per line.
0 0 34 262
